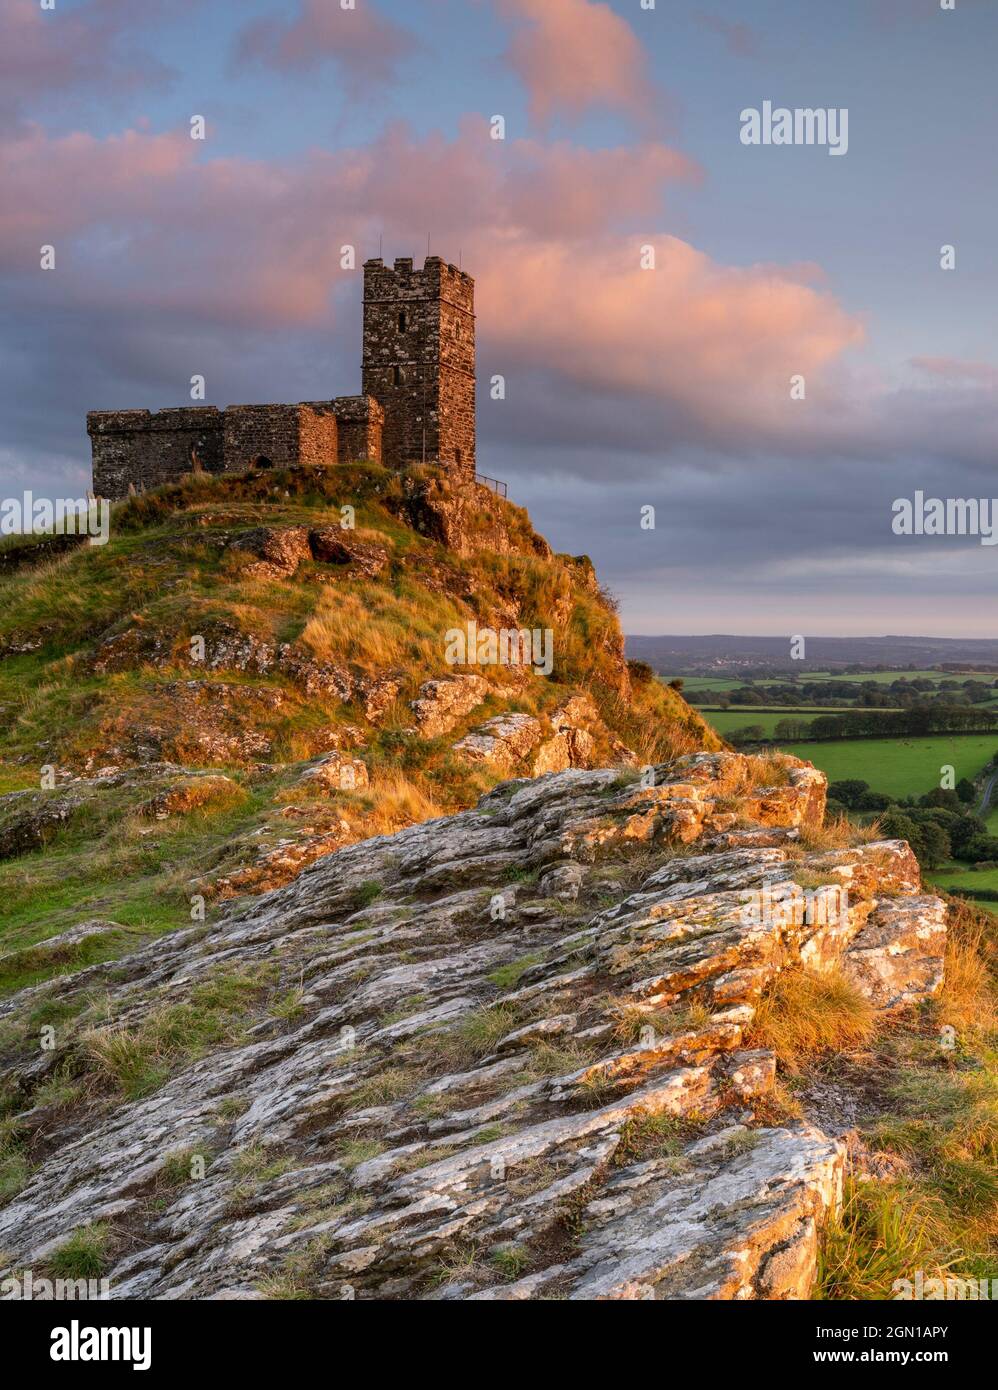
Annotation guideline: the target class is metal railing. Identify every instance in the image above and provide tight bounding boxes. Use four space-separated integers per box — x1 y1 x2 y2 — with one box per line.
475 472 508 499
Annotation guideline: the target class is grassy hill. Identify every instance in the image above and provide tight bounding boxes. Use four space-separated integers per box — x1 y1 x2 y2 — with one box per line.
0 463 718 988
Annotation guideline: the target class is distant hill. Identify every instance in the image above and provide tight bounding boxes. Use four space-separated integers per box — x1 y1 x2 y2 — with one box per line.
627 633 998 674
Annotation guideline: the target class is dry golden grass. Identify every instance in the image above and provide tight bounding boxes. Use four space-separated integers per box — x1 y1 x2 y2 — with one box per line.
355 770 445 837
749 968 876 1072
698 750 796 802
602 680 722 763
797 814 884 853
300 584 462 675
939 896 998 1036
747 752 795 789
608 996 712 1045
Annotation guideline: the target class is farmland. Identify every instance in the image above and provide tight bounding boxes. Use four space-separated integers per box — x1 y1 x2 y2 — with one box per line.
773 735 997 802
695 705 996 801
927 865 998 895
701 708 899 737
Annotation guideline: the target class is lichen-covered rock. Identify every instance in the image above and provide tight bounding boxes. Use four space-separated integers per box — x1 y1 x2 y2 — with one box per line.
453 696 621 777
0 790 81 862
308 529 389 577
409 675 491 738
841 896 947 1010
454 714 543 772
141 774 240 819
297 752 369 793
229 526 312 580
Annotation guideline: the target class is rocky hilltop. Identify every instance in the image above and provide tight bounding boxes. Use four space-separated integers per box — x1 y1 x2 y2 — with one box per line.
0 751 957 1300
0 465 715 910
1 467 993 1302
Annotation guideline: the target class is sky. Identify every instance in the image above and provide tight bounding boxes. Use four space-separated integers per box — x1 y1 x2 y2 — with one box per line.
2 0 997 637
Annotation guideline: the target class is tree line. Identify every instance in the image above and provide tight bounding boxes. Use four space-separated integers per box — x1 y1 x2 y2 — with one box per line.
729 704 998 746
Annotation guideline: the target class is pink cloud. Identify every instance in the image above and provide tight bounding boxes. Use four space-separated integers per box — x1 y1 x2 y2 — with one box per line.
0 118 699 314
235 0 418 85
911 356 998 387
476 237 864 441
497 0 661 129
0 116 863 449
0 0 180 125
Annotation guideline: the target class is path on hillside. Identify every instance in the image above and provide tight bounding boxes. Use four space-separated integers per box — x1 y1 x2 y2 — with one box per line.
978 771 998 818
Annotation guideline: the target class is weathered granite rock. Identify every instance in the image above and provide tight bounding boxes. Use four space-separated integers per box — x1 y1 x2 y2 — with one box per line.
409 675 491 738
229 526 312 580
0 790 81 861
841 896 947 1011
308 529 389 578
453 714 543 773
297 752 370 793
453 696 622 777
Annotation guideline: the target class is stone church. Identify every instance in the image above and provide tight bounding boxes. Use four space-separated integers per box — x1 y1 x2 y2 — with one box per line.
87 256 476 500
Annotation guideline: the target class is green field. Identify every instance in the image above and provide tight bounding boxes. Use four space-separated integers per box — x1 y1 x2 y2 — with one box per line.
701 708 898 736
800 669 997 685
927 864 998 893
669 675 746 692
703 706 861 739
778 735 996 802
670 669 998 691
926 861 998 914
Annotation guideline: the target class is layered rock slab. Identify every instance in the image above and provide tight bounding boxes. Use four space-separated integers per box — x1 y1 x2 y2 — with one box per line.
0 753 946 1301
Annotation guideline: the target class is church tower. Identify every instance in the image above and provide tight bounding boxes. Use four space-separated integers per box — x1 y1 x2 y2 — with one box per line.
361 255 476 479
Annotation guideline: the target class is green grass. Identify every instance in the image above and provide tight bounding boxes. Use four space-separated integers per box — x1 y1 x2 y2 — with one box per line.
47 1223 114 1280
779 735 997 802
0 1119 31 1203
488 953 543 990
803 669 998 685
928 865 998 893
0 777 278 995
814 897 998 1295
75 967 270 1099
702 708 897 736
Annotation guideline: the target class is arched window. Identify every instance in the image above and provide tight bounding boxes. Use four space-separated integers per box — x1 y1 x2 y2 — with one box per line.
398 310 407 333
393 366 402 386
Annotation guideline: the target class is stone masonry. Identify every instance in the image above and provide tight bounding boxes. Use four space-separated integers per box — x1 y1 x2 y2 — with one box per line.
362 256 476 479
87 256 474 499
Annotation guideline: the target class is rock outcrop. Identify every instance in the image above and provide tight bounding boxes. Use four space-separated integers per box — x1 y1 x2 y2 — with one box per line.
0 752 947 1300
